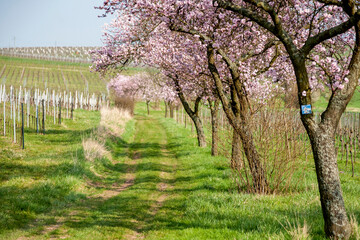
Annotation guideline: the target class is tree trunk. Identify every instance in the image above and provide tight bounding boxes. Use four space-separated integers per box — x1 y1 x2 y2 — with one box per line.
207 44 268 193
169 101 174 118
293 58 352 239
231 130 242 170
146 100 150 115
172 76 206 147
164 100 168 118
209 99 220 156
307 126 351 240
193 115 206 147
238 121 268 193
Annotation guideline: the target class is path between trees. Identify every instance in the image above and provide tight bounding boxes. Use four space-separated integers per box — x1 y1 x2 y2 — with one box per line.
17 115 177 240
122 116 177 239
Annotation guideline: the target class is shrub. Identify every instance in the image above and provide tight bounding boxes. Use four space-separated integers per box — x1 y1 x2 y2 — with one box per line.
114 96 135 116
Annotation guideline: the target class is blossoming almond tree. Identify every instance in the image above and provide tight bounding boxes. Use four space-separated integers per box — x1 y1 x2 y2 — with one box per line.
165 10 287 194
108 73 174 115
138 1 285 193
214 1 360 238
93 12 216 148
95 0 287 193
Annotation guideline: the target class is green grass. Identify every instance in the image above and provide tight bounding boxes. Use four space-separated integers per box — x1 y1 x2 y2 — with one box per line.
0 108 135 239
135 104 359 240
313 88 360 112
0 102 359 239
0 110 99 230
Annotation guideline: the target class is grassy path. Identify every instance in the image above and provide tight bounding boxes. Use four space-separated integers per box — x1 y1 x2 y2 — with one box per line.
35 114 178 239
122 115 177 239
0 109 180 240
41 114 176 239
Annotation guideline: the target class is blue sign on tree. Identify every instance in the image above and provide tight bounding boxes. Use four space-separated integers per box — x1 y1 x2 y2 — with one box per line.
301 104 312 115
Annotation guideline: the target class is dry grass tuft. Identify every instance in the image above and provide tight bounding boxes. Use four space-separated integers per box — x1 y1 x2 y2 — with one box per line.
82 107 132 162
280 219 310 240
82 138 111 162
350 214 360 240
100 107 132 137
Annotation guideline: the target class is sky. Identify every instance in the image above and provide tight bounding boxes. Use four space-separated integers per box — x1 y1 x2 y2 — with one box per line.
0 0 113 48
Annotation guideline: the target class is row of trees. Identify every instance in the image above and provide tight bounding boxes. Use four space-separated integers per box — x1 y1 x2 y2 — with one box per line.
107 72 177 115
92 1 360 239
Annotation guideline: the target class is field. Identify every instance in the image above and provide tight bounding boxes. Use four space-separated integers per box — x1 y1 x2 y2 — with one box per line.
0 102 359 240
0 56 108 94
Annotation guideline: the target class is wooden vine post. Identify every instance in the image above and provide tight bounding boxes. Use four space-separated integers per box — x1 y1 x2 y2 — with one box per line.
42 99 45 135
13 99 16 143
36 101 39 134
21 103 24 149
58 98 61 124
3 100 5 136
71 102 74 120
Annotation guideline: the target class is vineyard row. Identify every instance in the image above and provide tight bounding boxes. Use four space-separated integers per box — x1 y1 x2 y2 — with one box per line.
0 85 108 148
0 64 107 94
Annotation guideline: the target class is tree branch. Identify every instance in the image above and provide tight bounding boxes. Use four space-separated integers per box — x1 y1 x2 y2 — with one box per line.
215 0 298 55
171 75 195 117
216 0 276 34
207 44 237 128
301 15 358 55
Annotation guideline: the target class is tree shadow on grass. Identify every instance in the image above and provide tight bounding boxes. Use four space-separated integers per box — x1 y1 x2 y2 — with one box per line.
33 179 333 240
0 119 180 235
0 118 343 240
0 126 107 233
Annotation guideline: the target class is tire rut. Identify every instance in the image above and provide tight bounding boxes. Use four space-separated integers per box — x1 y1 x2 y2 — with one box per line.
18 134 140 240
91 150 140 200
125 137 177 240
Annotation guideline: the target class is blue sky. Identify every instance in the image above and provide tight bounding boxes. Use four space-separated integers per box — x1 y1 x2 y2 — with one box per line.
0 0 113 48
